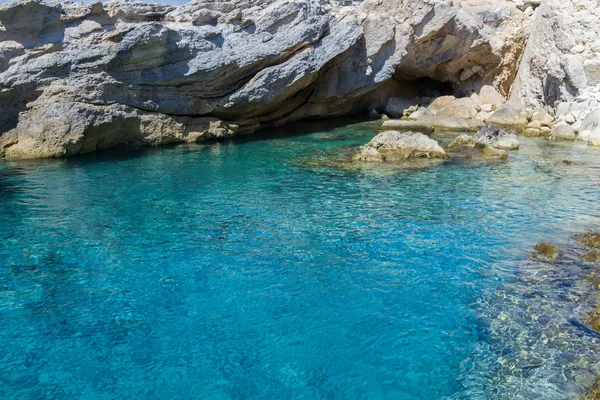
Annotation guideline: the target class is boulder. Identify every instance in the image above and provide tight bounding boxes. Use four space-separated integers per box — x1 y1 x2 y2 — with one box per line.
406 107 434 120
531 108 554 126
368 109 381 119
380 120 434 134
523 128 544 136
476 124 520 150
427 96 457 115
385 98 418 118
485 106 529 127
550 122 577 141
447 134 508 159
512 0 600 115
534 243 559 260
471 85 505 109
0 0 534 158
353 131 448 162
435 97 481 120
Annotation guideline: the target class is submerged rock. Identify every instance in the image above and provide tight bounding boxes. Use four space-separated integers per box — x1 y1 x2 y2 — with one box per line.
578 233 600 249
447 134 508 159
385 98 419 118
550 122 577 141
353 131 448 162
406 107 434 121
534 243 559 260
531 108 554 126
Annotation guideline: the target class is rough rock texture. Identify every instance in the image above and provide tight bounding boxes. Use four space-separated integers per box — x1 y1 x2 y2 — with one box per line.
511 0 600 145
353 130 447 162
447 133 509 159
0 0 531 158
476 123 520 150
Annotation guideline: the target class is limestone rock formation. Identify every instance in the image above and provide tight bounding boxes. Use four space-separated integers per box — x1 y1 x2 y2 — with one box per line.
0 0 531 158
485 105 528 127
353 131 448 162
511 0 600 145
475 124 520 150
446 129 512 159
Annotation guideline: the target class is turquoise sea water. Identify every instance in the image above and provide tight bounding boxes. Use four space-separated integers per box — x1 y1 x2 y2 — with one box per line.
2 120 600 399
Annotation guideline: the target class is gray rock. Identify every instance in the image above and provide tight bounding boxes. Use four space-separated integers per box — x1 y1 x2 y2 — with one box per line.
550 122 577 141
531 108 554 126
385 98 418 118
353 131 448 162
380 120 434 134
447 134 509 159
476 124 520 150
485 106 529 127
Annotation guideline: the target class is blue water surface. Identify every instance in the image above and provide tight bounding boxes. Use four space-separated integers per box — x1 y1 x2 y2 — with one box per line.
2 120 600 399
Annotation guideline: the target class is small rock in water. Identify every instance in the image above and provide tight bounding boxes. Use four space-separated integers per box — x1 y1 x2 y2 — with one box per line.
476 124 520 150
447 134 508 159
353 131 448 162
551 122 577 141
534 243 559 259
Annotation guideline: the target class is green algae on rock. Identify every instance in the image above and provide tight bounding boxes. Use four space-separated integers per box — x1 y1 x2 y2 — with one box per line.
582 378 600 400
579 233 600 249
447 134 508 160
534 243 559 259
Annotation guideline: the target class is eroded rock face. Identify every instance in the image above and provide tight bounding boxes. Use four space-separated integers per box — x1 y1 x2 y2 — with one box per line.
353 131 448 162
510 0 600 142
0 0 531 158
476 123 520 150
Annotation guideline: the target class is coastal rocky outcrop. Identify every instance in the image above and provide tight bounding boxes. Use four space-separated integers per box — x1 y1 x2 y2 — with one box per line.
447 134 508 159
0 0 532 158
353 130 447 162
446 123 518 159
475 123 520 150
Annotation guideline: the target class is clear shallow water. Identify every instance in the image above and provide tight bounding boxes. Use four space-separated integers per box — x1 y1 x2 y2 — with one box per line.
1 120 600 399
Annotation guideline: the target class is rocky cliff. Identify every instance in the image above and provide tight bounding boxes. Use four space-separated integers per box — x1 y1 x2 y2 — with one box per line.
0 0 537 158
511 0 600 143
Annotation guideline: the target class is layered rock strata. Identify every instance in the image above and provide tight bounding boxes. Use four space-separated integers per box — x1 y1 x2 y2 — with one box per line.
0 0 531 158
